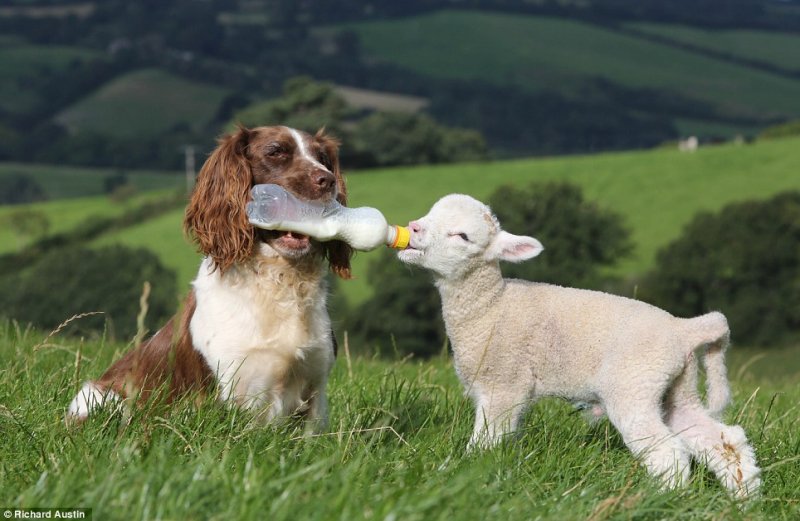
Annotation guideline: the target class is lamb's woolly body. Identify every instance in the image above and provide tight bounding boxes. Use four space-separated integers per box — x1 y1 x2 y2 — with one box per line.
192 244 334 422
402 193 760 498
443 272 713 403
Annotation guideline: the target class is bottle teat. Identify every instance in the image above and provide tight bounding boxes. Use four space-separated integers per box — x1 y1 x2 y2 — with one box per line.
388 225 410 249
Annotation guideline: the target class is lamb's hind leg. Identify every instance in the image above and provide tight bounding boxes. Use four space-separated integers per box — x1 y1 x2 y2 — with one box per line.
665 364 761 498
604 393 691 489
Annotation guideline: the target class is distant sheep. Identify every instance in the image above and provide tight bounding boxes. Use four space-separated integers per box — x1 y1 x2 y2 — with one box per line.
398 194 760 498
678 136 699 152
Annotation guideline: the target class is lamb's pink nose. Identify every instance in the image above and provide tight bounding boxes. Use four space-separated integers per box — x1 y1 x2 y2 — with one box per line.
409 220 422 233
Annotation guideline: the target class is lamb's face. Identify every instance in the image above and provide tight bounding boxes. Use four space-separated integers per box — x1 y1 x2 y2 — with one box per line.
398 194 543 279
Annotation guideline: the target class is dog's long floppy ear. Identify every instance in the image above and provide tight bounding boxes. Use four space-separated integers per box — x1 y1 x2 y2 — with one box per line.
185 126 255 273
316 129 353 280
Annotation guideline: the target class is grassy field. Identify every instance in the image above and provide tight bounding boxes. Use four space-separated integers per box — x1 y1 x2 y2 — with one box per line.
343 11 800 123
54 68 232 139
0 188 185 255
4 136 800 303
627 23 800 73
67 137 785 300
0 322 797 520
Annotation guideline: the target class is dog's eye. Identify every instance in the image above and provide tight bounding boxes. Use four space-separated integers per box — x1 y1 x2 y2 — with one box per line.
266 143 287 158
318 150 332 169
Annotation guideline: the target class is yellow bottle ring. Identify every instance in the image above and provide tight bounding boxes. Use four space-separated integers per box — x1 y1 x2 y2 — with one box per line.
389 225 410 249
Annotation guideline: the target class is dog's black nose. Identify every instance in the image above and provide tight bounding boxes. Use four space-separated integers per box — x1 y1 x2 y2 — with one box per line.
314 170 336 191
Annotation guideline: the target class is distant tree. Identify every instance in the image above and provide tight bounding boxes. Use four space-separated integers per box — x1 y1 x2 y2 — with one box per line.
489 182 633 288
230 76 488 168
643 191 800 346
351 111 488 166
104 171 129 194
0 245 177 340
232 76 353 137
0 173 47 205
0 124 19 160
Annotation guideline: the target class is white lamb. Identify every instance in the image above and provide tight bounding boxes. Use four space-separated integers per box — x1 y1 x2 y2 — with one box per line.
398 193 761 498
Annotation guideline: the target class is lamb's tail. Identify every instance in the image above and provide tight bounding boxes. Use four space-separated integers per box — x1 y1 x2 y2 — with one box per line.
683 311 732 418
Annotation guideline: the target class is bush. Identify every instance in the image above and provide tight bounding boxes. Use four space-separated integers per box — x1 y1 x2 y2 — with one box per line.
759 119 800 140
0 245 178 340
346 249 445 358
2 209 50 247
233 76 353 139
0 173 47 205
489 182 633 289
643 191 800 346
350 111 488 166
232 76 488 168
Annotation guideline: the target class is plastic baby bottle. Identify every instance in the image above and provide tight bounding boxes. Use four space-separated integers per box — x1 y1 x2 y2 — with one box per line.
246 184 410 251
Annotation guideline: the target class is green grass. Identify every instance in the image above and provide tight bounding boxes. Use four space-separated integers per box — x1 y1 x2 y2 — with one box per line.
343 10 800 121
54 68 231 139
1 323 798 520
627 23 800 73
0 41 103 114
0 189 182 255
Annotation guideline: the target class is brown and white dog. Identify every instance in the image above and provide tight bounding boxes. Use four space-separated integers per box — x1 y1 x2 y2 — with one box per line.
66 125 352 430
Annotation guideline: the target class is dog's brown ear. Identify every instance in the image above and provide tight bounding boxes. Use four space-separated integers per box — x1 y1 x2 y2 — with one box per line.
316 129 353 279
185 126 255 272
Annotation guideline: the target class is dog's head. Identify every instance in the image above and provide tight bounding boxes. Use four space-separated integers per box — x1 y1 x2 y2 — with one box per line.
184 125 352 278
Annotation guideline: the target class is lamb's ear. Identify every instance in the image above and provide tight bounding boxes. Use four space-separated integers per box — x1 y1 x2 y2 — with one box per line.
485 231 543 263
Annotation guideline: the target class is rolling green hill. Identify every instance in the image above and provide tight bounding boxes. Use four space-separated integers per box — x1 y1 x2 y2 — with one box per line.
54 68 232 139
626 22 800 73
16 135 791 303
344 10 800 127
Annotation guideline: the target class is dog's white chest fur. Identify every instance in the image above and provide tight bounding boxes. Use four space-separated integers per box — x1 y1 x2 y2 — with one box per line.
190 252 333 416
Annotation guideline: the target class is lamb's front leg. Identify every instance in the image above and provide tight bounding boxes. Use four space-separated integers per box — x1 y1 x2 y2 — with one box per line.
303 384 329 436
467 389 528 450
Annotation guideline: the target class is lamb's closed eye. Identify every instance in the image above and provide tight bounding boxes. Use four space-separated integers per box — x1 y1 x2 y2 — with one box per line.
449 232 470 241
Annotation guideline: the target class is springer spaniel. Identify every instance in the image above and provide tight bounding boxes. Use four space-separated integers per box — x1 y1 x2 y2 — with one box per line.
66 125 352 430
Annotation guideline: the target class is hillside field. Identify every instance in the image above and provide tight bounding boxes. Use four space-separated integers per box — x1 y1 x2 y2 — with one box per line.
343 10 800 127
2 136 799 304
626 22 800 72
54 68 232 139
99 136 800 303
0 322 797 520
